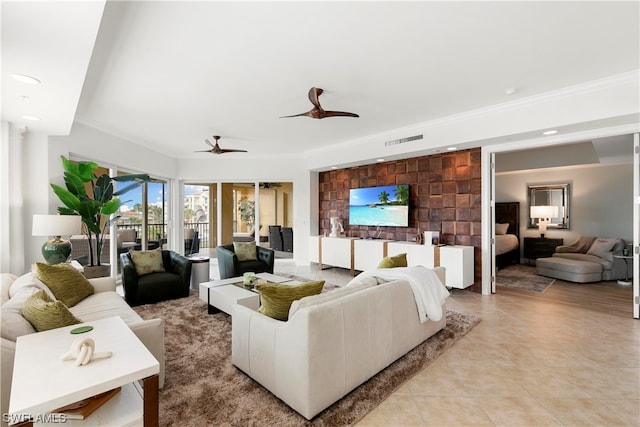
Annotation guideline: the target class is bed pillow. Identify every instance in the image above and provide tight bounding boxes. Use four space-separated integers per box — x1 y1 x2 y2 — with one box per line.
233 241 257 261
378 253 407 268
495 223 509 235
33 262 94 307
586 238 618 258
130 248 165 276
255 280 325 321
22 290 81 332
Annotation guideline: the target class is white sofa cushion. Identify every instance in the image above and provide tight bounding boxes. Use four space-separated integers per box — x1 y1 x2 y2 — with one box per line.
1 274 17 305
288 278 378 319
69 291 143 325
553 253 614 270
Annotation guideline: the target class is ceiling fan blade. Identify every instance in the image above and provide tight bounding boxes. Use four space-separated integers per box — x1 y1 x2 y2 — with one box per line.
324 110 360 118
194 149 213 152
220 148 248 153
204 139 215 148
282 87 357 119
280 112 311 118
308 87 323 109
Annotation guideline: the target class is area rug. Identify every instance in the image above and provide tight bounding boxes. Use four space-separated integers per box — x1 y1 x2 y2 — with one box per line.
496 264 555 292
134 293 479 426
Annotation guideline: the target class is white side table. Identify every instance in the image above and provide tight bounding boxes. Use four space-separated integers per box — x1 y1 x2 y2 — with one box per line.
8 317 159 427
613 253 633 285
439 245 474 289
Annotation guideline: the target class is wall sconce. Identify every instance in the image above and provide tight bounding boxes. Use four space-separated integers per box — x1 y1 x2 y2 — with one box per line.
530 206 559 238
32 214 82 264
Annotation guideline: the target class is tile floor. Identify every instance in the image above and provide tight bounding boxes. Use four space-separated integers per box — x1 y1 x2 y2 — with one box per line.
259 260 639 427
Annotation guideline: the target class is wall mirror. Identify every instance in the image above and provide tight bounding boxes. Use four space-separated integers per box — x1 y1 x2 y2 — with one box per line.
527 183 570 229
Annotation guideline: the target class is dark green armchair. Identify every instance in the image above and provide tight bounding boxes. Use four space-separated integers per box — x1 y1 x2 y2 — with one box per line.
120 250 192 306
216 244 275 279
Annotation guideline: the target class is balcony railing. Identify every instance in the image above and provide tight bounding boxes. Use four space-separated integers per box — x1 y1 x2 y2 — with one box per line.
116 222 210 248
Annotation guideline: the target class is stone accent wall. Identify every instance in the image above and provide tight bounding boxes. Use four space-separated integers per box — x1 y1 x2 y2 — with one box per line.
318 148 482 287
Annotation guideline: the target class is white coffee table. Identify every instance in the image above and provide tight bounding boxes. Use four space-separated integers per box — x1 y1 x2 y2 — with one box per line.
199 273 300 315
8 316 159 427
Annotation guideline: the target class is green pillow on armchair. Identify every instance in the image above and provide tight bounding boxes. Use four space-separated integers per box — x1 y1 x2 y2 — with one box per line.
216 244 275 279
120 250 192 306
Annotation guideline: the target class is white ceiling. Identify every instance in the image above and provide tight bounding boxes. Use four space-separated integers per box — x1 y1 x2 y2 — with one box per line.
3 1 639 159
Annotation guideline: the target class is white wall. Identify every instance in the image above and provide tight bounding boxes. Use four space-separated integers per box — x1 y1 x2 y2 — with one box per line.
495 164 634 248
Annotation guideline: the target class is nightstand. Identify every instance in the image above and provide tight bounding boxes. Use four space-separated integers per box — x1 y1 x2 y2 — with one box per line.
523 237 563 265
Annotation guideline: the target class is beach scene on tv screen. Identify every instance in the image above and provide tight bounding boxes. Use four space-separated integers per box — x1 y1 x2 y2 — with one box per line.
349 185 409 226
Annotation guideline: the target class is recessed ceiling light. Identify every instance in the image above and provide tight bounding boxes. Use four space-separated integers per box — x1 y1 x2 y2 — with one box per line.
376 158 385 162
504 88 517 95
447 146 458 151
543 130 558 135
12 74 41 85
21 115 40 121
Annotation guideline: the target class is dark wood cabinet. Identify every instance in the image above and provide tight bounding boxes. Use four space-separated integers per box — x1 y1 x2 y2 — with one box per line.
523 237 563 263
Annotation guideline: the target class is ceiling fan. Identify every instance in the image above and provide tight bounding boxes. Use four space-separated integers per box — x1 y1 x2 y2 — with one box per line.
280 87 359 119
196 135 247 155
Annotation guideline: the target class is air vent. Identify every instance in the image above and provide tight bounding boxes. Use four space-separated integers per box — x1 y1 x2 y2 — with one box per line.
384 134 423 147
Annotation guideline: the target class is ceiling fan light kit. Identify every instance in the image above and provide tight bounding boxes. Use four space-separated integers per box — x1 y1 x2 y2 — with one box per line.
281 87 359 119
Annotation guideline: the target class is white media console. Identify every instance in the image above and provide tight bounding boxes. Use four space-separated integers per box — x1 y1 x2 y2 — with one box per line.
309 236 474 289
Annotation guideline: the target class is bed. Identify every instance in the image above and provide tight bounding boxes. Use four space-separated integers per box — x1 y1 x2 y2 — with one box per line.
495 202 520 268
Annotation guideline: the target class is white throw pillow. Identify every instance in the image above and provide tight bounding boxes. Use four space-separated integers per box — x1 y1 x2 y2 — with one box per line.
586 238 618 258
495 223 509 235
9 272 57 301
1 287 38 340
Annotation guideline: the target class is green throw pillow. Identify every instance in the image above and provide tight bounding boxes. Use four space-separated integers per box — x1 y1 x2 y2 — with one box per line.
34 262 94 307
255 280 325 321
22 290 81 332
378 253 408 268
130 248 165 276
233 241 257 261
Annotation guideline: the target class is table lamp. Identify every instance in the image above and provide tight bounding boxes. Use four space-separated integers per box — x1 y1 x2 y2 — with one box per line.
32 214 82 264
530 206 559 238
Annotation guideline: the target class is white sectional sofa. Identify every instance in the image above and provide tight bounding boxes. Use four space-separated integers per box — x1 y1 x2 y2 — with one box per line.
232 266 449 420
1 272 165 421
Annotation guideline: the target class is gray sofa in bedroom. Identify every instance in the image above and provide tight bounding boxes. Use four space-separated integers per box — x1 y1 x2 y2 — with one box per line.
536 236 627 283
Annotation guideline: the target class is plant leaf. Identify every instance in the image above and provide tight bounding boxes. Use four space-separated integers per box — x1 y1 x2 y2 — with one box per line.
112 174 150 183
102 198 121 215
63 171 87 197
51 184 81 212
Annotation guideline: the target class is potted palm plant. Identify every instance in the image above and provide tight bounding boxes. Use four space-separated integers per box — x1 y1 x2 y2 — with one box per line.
238 199 255 232
51 155 150 277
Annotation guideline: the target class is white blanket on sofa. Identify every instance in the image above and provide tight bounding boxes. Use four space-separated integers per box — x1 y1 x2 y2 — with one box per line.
347 266 450 322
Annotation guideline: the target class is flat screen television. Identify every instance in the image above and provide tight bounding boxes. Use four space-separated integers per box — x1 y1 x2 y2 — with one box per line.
349 184 409 227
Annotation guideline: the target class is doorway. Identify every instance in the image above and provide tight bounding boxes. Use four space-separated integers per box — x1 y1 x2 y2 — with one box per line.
483 132 639 318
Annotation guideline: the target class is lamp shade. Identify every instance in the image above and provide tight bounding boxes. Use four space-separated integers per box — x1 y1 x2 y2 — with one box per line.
530 205 559 219
32 214 81 237
32 215 81 264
